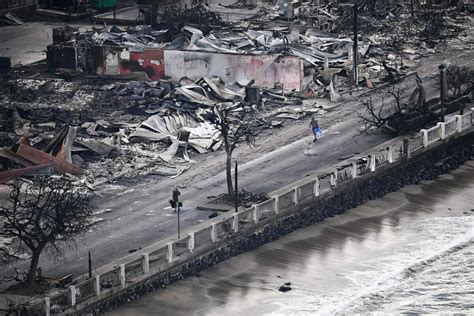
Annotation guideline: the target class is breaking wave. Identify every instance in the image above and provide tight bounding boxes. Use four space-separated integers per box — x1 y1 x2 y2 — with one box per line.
317 226 474 315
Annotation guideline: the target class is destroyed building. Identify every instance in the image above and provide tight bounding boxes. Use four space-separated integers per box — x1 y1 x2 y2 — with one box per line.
1 0 472 185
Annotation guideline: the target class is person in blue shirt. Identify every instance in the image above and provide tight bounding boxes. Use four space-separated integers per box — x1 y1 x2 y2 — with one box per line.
310 118 321 142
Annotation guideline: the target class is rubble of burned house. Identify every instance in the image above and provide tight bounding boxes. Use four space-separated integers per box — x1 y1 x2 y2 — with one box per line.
1 0 471 186
46 1 471 96
0 72 322 186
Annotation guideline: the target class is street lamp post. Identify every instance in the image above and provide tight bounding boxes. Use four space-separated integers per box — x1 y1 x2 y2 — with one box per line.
353 1 358 87
235 161 238 213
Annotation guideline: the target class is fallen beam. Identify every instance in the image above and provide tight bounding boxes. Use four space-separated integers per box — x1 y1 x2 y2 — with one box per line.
16 144 83 175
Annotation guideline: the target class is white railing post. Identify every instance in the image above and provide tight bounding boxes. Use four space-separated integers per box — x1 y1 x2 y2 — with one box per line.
188 233 195 251
351 162 357 178
232 213 239 233
142 253 150 274
44 297 51 316
387 146 394 163
421 129 428 147
293 187 299 204
314 178 320 196
330 170 337 187
210 224 217 242
273 196 279 214
439 122 446 140
369 154 376 172
455 115 462 132
119 264 126 286
166 243 173 263
69 286 76 307
252 205 259 223
95 275 101 295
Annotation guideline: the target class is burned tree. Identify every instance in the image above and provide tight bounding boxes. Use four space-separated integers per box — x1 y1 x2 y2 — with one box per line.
0 176 95 286
203 103 267 195
359 88 407 135
359 76 436 135
445 64 474 97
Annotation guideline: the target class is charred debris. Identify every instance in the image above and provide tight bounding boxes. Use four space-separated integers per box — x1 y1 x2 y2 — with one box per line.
0 0 471 186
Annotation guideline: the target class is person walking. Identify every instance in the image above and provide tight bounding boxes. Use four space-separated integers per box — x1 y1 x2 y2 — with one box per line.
172 186 181 213
310 118 321 142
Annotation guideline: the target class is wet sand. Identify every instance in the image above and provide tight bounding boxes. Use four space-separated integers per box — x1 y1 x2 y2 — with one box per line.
107 161 474 315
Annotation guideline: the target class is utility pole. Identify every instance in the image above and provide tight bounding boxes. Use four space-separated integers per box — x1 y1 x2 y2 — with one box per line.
439 63 447 121
88 250 92 279
353 1 358 87
177 207 181 239
234 161 238 212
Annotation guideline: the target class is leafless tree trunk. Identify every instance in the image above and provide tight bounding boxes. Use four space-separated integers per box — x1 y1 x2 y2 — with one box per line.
0 176 96 286
203 103 268 196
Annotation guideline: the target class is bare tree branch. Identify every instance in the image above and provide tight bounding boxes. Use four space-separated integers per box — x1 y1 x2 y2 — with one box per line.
0 176 96 286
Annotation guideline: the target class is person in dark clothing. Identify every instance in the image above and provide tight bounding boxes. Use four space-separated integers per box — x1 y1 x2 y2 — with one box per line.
172 187 181 213
310 118 321 142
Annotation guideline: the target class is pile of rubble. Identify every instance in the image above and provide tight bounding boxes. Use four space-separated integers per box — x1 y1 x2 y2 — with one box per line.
0 75 322 186
45 1 471 100
2 0 470 186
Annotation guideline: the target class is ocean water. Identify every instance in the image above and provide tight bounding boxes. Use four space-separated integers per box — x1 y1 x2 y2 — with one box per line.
107 161 474 316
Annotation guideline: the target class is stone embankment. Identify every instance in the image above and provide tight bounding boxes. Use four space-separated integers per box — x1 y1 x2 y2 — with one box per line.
28 109 474 315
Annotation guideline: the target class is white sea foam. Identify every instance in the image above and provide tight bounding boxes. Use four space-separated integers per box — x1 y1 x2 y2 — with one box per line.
316 219 474 315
